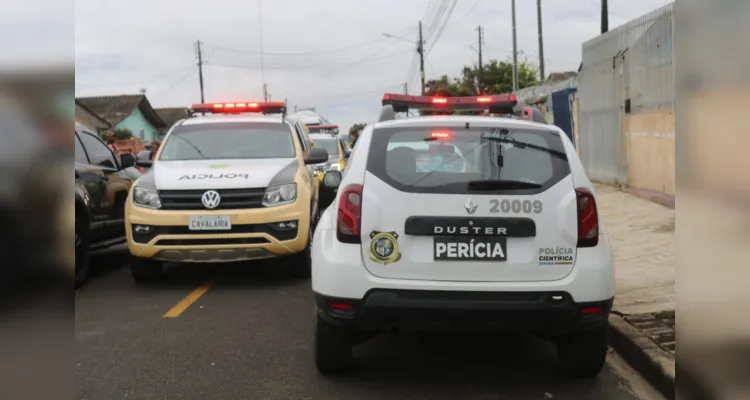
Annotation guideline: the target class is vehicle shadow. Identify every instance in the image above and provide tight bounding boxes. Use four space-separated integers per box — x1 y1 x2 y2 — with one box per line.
325 332 616 395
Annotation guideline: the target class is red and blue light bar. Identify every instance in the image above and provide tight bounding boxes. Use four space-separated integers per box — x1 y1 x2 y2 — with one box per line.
191 101 286 114
382 93 517 113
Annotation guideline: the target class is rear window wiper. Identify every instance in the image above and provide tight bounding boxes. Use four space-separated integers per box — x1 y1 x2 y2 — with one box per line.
466 179 542 190
480 136 568 160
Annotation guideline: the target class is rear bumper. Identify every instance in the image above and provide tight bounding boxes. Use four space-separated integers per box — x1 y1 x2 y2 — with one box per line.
316 290 613 335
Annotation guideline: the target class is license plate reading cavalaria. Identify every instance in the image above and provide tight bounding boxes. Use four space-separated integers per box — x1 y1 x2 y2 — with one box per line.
189 216 232 230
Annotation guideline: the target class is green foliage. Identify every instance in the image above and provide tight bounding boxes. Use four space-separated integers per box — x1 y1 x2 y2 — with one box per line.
422 53 539 115
349 123 367 138
100 128 133 141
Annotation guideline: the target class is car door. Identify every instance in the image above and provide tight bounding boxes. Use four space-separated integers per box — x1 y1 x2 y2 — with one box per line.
76 129 130 225
74 130 109 220
292 122 317 199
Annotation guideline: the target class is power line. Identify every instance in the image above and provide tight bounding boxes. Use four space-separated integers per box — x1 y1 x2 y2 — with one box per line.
76 65 193 88
271 45 414 91
257 0 266 100
204 27 413 57
426 0 458 54
151 70 194 98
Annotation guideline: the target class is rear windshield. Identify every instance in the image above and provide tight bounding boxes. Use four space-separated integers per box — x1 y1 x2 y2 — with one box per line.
367 125 570 195
310 137 339 156
159 122 296 161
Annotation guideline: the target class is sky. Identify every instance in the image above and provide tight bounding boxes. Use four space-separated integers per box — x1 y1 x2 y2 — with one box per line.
74 0 673 133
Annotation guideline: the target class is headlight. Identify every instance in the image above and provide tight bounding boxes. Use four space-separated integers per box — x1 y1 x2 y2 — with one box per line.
263 183 297 207
133 186 161 209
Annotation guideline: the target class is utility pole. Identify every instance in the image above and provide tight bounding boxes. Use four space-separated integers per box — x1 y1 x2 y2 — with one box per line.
511 0 519 91
601 0 609 33
418 21 426 95
263 83 268 102
195 40 205 104
536 0 545 81
477 26 484 94
404 82 408 94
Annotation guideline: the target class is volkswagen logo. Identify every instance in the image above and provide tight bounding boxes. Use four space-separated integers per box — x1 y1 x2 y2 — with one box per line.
464 198 478 214
201 190 221 209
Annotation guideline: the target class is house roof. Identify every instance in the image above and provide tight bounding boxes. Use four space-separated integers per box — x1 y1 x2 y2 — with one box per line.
155 107 188 129
74 99 111 130
76 94 167 129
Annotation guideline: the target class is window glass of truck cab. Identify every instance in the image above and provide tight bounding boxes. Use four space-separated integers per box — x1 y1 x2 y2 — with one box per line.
158 122 296 161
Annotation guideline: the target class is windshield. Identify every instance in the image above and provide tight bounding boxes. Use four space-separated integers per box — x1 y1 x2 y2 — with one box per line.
367 126 570 195
311 137 339 157
158 122 296 161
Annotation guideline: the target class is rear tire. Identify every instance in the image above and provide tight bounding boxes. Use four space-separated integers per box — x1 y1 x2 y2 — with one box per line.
74 217 91 289
556 325 609 378
315 314 353 375
129 255 164 283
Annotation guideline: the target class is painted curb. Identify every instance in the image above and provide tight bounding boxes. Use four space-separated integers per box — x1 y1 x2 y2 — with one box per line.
609 314 675 399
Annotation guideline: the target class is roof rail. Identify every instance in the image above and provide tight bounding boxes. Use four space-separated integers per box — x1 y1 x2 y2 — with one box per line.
378 104 396 122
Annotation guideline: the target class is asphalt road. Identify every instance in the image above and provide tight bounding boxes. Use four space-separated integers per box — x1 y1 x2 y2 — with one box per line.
76 246 659 400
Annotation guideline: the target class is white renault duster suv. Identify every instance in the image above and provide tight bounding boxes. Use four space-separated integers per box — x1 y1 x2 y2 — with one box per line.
311 94 614 377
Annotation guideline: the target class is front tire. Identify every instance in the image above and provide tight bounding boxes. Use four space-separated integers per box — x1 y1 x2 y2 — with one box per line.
129 255 164 283
74 217 91 289
315 314 353 375
556 325 609 378
290 225 312 278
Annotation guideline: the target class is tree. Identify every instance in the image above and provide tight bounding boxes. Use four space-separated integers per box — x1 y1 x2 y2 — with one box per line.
349 123 367 138
422 53 539 115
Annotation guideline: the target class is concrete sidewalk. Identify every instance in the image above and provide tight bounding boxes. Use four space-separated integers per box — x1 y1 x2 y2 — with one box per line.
595 184 675 315
595 184 675 398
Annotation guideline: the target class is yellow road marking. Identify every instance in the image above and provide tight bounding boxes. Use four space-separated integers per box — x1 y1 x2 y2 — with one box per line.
163 279 216 318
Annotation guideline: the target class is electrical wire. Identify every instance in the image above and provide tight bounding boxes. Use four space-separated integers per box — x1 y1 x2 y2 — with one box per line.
207 47 414 73
585 0 633 20
426 0 458 54
292 83 403 103
204 27 413 57
75 65 194 88
151 70 194 97
314 84 403 108
270 44 414 90
257 0 266 86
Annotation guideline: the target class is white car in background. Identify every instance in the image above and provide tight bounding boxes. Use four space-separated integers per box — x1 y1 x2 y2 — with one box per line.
311 93 614 378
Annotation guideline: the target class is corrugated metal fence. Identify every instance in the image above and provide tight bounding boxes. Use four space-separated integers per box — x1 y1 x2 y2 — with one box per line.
578 3 674 185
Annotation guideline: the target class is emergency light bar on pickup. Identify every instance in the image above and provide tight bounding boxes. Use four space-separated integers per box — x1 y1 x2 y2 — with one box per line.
190 101 286 114
307 124 339 133
382 93 517 113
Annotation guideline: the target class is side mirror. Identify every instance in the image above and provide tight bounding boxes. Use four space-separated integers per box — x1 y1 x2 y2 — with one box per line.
136 159 153 169
305 147 329 165
120 153 136 169
319 171 342 210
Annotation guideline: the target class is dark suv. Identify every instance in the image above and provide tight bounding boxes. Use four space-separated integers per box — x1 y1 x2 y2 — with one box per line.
74 123 140 288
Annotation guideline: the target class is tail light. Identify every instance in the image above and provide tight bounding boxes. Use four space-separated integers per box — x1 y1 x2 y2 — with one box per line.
337 184 363 244
575 187 599 247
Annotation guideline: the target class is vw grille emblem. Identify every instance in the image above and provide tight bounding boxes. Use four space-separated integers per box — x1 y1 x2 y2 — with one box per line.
464 198 478 215
201 190 221 209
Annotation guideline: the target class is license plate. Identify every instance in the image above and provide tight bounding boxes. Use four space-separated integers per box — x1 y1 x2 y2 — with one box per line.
434 237 507 261
189 216 231 231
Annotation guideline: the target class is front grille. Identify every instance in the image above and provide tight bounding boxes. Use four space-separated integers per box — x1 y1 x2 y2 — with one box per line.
155 237 269 246
158 188 266 210
131 222 299 244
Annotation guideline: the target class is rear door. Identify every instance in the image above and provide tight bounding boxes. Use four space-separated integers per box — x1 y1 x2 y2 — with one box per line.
359 121 579 282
